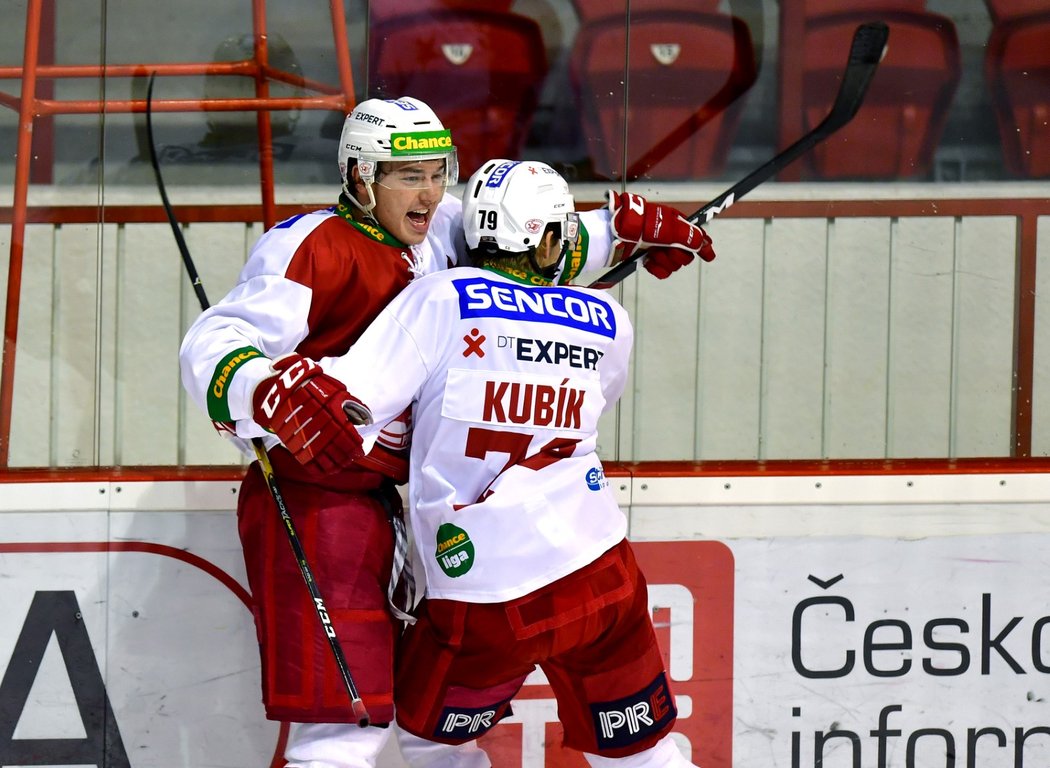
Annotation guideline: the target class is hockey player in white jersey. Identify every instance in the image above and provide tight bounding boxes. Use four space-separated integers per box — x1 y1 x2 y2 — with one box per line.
180 88 714 768
312 159 709 766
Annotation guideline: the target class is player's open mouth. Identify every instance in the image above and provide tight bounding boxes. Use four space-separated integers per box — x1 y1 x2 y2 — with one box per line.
407 209 429 231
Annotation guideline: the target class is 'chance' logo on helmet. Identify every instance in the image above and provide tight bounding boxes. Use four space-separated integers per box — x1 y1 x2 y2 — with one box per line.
390 129 453 155
454 277 616 339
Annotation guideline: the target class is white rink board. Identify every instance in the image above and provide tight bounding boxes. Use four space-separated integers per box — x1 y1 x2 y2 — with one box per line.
728 533 1050 768
1 475 1049 767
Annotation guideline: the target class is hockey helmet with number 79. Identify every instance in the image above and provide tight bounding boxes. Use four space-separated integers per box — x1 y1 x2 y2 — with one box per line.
463 159 580 257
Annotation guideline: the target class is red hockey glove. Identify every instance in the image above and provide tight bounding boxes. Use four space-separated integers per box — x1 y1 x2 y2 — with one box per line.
640 248 696 280
251 354 372 474
607 190 716 278
356 405 413 484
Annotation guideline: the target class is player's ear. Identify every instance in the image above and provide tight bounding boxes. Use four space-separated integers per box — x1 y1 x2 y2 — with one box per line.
538 230 558 267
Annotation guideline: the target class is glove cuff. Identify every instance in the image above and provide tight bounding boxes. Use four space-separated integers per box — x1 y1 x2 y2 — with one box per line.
342 396 373 426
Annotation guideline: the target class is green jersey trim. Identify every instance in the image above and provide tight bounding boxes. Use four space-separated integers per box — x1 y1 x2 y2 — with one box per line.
334 194 407 247
207 346 264 422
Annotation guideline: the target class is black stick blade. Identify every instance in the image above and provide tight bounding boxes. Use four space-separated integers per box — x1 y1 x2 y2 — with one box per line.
849 20 891 67
823 22 890 131
588 21 889 289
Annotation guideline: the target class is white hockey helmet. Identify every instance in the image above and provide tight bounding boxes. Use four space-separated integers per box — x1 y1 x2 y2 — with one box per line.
338 96 458 207
462 159 580 255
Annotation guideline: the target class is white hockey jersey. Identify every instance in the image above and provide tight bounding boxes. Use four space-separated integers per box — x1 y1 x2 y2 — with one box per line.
323 266 633 603
180 193 617 451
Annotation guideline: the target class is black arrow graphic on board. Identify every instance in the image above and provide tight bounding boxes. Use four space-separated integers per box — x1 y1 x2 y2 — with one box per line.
809 574 845 589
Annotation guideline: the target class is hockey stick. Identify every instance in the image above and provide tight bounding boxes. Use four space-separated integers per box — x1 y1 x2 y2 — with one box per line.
590 21 889 289
145 74 371 727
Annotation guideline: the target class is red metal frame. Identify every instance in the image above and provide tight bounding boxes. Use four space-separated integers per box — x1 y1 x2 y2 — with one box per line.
0 196 1046 472
0 0 356 467
0 456 1049 484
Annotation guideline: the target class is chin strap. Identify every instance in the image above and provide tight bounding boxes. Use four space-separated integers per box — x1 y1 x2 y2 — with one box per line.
526 249 550 280
335 193 393 242
341 180 378 217
531 239 571 282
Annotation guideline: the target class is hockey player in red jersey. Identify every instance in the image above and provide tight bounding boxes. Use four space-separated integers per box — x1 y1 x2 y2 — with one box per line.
180 90 713 764
180 96 489 768
308 159 709 766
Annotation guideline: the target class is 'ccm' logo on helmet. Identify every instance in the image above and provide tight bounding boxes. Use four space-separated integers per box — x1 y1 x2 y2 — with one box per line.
454 277 616 339
390 130 453 155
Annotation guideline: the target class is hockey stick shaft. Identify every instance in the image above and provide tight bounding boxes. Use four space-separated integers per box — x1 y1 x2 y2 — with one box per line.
146 75 370 727
590 21 889 289
625 17 757 179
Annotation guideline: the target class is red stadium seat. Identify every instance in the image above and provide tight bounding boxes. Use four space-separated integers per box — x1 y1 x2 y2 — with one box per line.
368 8 546 177
572 0 717 20
984 0 1050 22
369 0 514 24
778 1 961 180
805 0 926 12
983 0 1050 177
569 5 757 180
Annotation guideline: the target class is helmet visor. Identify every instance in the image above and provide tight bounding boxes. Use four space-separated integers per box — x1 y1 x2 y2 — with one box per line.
374 153 459 191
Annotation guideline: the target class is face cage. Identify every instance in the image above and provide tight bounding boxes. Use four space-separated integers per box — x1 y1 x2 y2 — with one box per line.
356 150 459 190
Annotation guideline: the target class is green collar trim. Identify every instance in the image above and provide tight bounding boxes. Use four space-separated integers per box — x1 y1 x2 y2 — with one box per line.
481 264 555 287
334 194 407 248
